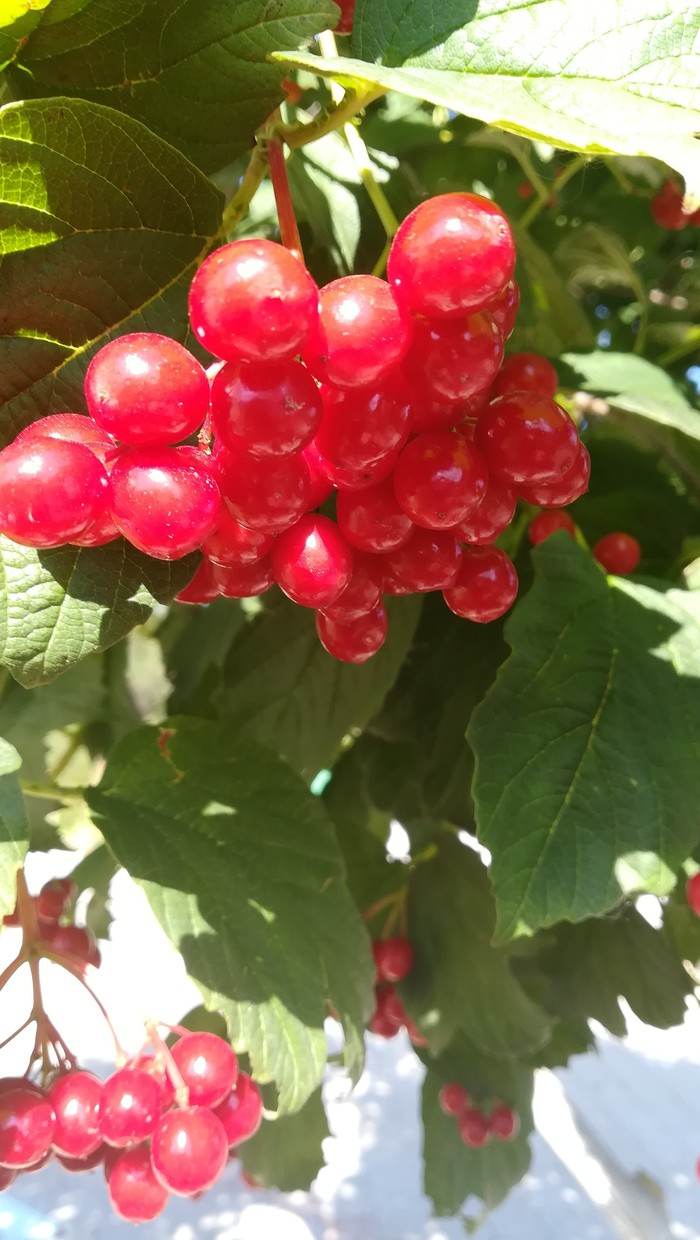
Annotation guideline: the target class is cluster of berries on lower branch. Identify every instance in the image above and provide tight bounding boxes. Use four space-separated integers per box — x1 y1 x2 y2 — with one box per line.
438 1082 519 1149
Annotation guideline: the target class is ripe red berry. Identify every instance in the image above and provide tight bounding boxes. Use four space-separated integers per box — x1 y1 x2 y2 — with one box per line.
170 1033 238 1109
301 441 335 509
36 878 75 923
459 1108 490 1148
439 1083 469 1117
373 937 414 982
215 446 310 532
410 398 464 435
518 442 590 507
393 432 488 529
272 515 353 608
489 1104 519 1141
316 602 388 663
320 552 384 623
210 555 274 599
175 558 221 605
210 359 321 457
202 507 274 567
486 279 520 339
42 923 100 967
492 352 558 399
151 1105 228 1196
403 312 503 403
383 528 462 592
0 438 110 548
686 873 700 917
85 333 209 446
453 476 516 545
317 443 401 492
56 1143 106 1173
475 393 579 485
0 1087 55 1168
528 509 576 546
15 413 116 459
388 193 516 318
108 1144 170 1222
99 1069 162 1148
334 0 355 32
109 445 221 559
188 239 319 363
369 985 405 1037
302 275 412 389
212 1073 263 1146
592 532 641 575
650 182 688 230
315 381 412 476
443 546 518 623
47 1071 102 1159
336 478 414 554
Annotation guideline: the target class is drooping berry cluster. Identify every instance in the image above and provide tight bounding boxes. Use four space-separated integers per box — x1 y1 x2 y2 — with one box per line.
3 878 100 969
438 1081 519 1148
650 180 700 231
367 937 426 1046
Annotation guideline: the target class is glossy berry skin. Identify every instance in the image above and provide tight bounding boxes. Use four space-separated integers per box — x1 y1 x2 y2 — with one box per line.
108 1145 170 1222
215 447 310 532
383 528 462 592
459 1108 491 1148
188 239 319 363
528 509 576 546
489 1104 519 1141
475 393 579 485
272 515 353 608
592 532 641 575
439 1083 469 1118
210 555 274 599
403 312 503 403
411 398 463 435
210 359 321 457
151 1105 228 1196
56 1144 106 1174
393 432 488 529
387 193 516 318
110 445 220 559
302 442 335 509
373 937 414 983
369 985 405 1037
0 1088 55 1168
315 381 412 475
212 1073 263 1146
443 546 518 623
170 1033 238 1109
15 412 116 460
99 1069 162 1148
85 333 209 446
519 442 590 507
315 442 400 492
320 553 383 623
650 182 688 230
0 438 110 548
316 603 388 664
36 878 75 923
486 279 520 339
686 873 700 917
334 0 355 32
302 275 412 389
175 558 220 605
492 352 558 399
48 1072 102 1159
453 477 516 545
202 507 274 567
336 477 414 553
42 923 100 967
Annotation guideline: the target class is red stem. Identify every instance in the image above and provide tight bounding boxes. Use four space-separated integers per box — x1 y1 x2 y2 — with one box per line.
268 140 304 263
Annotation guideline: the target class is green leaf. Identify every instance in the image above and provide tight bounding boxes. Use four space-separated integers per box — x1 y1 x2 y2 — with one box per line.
404 837 552 1056
561 351 700 444
0 97 221 444
67 844 115 940
219 596 422 777
162 598 247 716
469 538 700 941
0 538 197 688
540 907 692 1036
280 1 700 196
0 0 51 70
239 1088 329 1190
556 223 647 303
287 133 363 275
0 736 27 918
9 0 337 173
509 228 595 356
86 718 374 1114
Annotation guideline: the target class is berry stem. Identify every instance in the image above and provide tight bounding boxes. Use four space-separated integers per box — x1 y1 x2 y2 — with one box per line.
44 949 128 1062
362 892 402 923
20 779 86 804
145 1020 190 1109
267 138 304 263
0 1014 32 1053
519 154 589 230
219 141 270 239
274 85 385 150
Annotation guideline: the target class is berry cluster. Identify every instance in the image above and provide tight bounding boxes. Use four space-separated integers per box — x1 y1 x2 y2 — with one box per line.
438 1081 519 1148
527 511 642 576
650 180 700 231
3 878 100 970
367 937 426 1046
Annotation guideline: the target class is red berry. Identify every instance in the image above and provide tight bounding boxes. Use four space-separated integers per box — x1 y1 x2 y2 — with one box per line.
302 275 411 389
453 476 516 545
215 447 310 532
315 381 411 476
301 441 335 509
209 556 274 599
108 1144 170 1222
14 417 121 548
151 1105 228 1196
406 1019 429 1048
56 1143 106 1173
175 558 221 605
0 438 110 548
489 1104 519 1141
334 0 355 32
439 1083 469 1117
393 432 487 529
369 985 405 1037
42 923 100 967
99 1069 162 1148
373 937 414 982
85 333 209 446
317 443 401 492
492 352 558 399
202 508 274 567
650 182 688 230
0 1087 55 1168
486 279 520 339
316 603 388 663
459 1108 490 1148
336 477 414 553
210 359 321 457
410 398 464 435
109 445 220 559
212 1073 263 1146
272 515 353 608
383 528 462 592
403 312 503 403
388 193 516 318
320 552 384 623
475 393 579 485
528 509 576 546
47 1071 102 1159
518 442 590 507
36 878 75 923
686 873 700 917
443 546 518 623
517 181 534 199
2 905 21 927
188 239 319 363
592 532 641 575
170 1032 238 1109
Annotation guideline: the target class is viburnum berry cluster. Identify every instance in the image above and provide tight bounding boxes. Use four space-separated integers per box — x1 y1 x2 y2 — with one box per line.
438 1082 519 1149
3 878 100 969
650 180 700 231
368 936 427 1046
